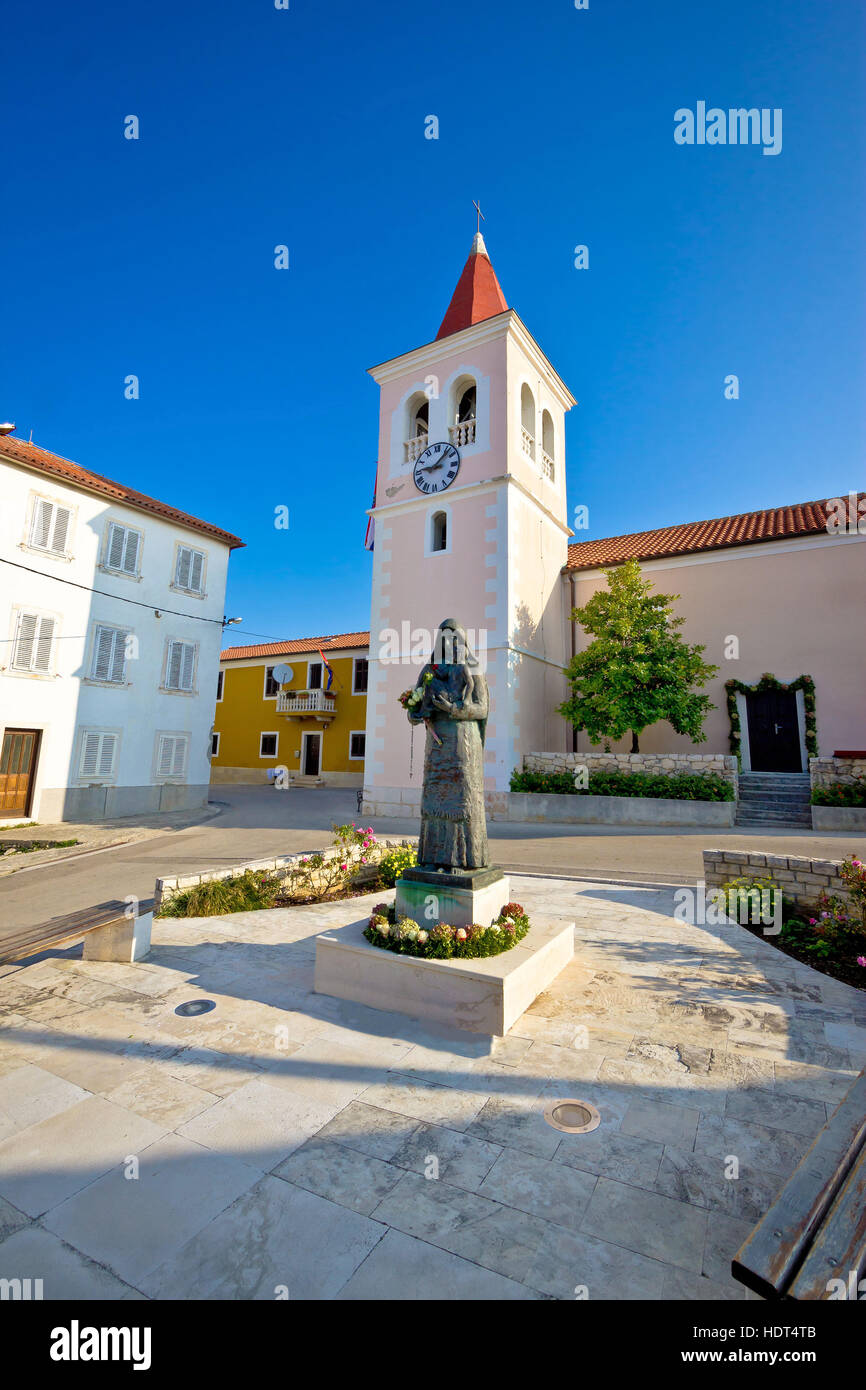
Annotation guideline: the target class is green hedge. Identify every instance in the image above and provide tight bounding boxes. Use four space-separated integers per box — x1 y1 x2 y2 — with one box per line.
811 781 866 808
509 767 735 802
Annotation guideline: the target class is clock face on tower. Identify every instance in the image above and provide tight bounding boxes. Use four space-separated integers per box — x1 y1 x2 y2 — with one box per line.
412 441 460 494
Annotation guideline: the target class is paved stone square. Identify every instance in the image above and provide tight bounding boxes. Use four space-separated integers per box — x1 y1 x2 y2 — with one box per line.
0 875 863 1300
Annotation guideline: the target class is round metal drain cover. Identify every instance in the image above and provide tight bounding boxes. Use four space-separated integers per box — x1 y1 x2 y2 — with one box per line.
543 1099 601 1134
174 999 217 1017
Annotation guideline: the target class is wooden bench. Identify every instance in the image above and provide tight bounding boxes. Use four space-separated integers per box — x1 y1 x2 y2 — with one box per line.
0 898 155 966
732 1070 866 1299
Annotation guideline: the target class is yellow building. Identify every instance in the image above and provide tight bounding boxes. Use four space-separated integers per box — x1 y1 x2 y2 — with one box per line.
210 631 369 786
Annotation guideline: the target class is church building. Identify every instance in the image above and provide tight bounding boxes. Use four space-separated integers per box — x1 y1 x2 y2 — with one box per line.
361 235 865 817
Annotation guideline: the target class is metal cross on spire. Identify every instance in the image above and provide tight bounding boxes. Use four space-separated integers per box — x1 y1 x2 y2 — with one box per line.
472 200 485 234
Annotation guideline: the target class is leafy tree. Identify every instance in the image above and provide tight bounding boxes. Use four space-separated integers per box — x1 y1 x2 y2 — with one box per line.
558 560 718 753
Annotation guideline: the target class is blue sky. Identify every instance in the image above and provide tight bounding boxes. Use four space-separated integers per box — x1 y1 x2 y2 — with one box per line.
2 0 863 647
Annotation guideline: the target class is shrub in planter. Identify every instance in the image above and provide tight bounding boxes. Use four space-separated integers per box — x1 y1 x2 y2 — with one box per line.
509 767 734 802
157 869 283 918
811 781 866 808
377 845 418 887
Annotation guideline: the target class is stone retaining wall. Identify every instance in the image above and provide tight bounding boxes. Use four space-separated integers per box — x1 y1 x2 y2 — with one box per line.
809 756 866 792
702 848 851 910
155 840 412 908
490 792 735 828
524 751 739 796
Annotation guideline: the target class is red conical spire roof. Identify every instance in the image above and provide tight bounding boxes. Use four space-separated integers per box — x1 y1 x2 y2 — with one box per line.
436 233 508 340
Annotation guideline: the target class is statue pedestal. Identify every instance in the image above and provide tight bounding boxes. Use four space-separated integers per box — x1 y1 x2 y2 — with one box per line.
395 866 509 929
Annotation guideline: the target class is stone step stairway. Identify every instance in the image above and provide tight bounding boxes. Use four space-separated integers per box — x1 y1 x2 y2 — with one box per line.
736 772 813 828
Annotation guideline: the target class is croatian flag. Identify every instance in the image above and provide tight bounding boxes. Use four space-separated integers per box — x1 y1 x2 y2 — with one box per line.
318 650 334 692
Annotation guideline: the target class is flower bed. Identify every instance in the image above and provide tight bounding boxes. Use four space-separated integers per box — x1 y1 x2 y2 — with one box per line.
812 780 866 808
364 901 530 960
718 856 866 989
510 767 734 801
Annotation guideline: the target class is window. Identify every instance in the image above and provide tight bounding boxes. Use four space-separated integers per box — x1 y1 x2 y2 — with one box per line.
216 669 224 701
260 732 278 758
210 731 220 757
353 657 369 693
11 610 55 673
457 385 476 423
165 639 197 692
349 732 366 760
431 511 447 552
520 384 536 459
78 730 119 780
541 409 555 480
264 666 280 698
104 521 142 575
156 733 188 779
404 392 430 463
308 662 322 690
173 545 205 594
91 624 128 684
29 497 72 556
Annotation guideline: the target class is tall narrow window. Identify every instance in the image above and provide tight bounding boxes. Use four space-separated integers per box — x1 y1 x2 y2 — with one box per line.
29 498 72 556
353 657 369 693
174 546 205 594
216 669 224 700
91 625 128 684
165 640 196 692
308 662 323 690
264 666 280 697
541 410 555 480
105 522 142 575
12 610 55 673
520 384 536 460
431 511 447 552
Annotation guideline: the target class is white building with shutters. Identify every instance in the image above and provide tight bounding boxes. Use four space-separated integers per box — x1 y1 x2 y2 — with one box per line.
0 434 244 823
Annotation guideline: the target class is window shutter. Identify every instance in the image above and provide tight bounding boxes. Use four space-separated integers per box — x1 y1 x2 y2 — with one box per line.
172 737 187 775
107 523 126 569
30 499 53 550
93 626 115 680
189 551 204 592
80 733 101 777
157 736 175 776
175 548 192 588
180 643 195 691
122 528 140 574
12 612 38 669
34 616 55 672
167 641 183 689
50 506 71 553
110 631 128 683
98 734 117 777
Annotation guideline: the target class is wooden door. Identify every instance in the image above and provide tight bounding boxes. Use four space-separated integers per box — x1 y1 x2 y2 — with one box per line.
302 733 321 776
746 690 802 772
0 729 41 817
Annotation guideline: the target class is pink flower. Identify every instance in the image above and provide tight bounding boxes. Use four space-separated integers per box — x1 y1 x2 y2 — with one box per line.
857 956 866 968
809 918 817 925
340 863 347 872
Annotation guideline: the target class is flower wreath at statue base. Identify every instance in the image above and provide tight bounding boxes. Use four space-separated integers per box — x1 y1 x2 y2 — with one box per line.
364 901 531 960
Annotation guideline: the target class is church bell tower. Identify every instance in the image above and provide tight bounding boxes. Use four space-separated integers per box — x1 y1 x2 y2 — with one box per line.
362 230 576 815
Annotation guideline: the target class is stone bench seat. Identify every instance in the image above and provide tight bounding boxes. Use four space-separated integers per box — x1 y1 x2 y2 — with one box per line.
732 1070 866 1300
0 898 154 966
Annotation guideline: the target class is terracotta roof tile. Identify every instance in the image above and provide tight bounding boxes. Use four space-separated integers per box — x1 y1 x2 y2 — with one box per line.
564 496 862 572
221 631 370 661
0 434 245 549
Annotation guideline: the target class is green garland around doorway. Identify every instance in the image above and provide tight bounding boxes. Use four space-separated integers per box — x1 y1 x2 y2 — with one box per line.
724 674 817 768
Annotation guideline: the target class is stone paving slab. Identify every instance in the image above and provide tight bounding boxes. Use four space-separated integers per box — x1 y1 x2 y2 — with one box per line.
0 874 862 1301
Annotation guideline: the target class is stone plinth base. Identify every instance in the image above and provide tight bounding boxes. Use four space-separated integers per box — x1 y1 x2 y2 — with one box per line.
314 915 574 1036
83 910 153 963
395 867 509 929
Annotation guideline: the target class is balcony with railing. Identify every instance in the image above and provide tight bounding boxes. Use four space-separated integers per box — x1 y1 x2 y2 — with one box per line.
404 433 428 464
449 418 476 448
521 427 536 461
277 689 336 721
541 450 554 480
